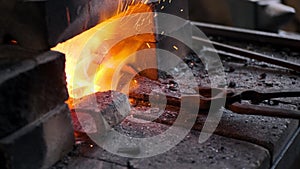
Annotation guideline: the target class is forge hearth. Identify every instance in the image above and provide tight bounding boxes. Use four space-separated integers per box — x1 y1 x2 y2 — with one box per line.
52 26 299 169
1 0 300 169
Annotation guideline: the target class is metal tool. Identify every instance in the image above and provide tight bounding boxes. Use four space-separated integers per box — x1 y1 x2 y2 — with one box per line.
178 87 300 119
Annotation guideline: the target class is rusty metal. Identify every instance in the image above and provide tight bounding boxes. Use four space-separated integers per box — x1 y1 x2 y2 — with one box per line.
171 87 300 119
193 36 300 72
228 103 300 119
226 89 300 118
192 87 300 106
192 21 300 50
134 86 300 119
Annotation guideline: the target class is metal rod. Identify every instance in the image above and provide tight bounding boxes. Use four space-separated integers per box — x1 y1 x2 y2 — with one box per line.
193 36 300 72
192 21 300 50
238 89 300 104
228 103 300 119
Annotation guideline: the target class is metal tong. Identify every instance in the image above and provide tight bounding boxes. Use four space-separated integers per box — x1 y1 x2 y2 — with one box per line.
179 87 300 119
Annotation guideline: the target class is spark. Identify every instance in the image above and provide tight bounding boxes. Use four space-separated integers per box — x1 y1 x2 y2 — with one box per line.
10 40 17 44
173 45 178 50
146 43 151 48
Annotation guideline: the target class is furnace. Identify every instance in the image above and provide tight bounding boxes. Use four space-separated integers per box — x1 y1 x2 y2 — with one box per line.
0 0 300 169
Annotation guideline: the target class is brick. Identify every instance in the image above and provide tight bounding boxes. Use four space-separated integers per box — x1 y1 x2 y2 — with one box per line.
128 132 270 169
51 157 127 169
208 109 298 162
0 46 68 137
132 106 298 162
68 116 270 169
0 104 74 169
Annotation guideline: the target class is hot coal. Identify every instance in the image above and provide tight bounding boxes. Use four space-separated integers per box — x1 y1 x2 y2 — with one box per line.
71 91 130 135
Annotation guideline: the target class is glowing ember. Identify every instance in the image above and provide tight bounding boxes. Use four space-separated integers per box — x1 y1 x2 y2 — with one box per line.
52 2 156 101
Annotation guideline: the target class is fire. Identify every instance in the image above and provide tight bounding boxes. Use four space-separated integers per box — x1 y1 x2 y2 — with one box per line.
52 2 156 101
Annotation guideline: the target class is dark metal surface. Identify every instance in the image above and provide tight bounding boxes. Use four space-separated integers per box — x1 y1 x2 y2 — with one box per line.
227 0 295 32
0 0 139 50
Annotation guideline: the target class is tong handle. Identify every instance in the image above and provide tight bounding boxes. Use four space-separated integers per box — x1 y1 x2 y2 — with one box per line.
181 88 228 110
241 89 300 103
228 103 300 119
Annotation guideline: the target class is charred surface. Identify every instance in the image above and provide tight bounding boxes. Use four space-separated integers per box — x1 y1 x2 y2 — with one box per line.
72 91 130 135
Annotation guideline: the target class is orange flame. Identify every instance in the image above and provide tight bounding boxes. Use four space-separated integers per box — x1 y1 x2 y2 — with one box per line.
52 3 156 100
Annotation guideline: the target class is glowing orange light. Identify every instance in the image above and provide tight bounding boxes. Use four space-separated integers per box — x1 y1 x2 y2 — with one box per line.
10 40 18 44
173 45 178 50
52 2 156 102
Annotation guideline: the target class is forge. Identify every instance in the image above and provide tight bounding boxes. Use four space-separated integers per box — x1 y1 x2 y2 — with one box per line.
0 0 300 169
